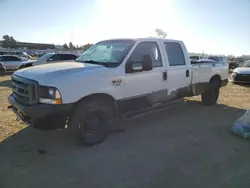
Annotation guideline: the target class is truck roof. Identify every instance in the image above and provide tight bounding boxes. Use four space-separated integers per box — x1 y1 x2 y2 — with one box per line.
99 38 183 43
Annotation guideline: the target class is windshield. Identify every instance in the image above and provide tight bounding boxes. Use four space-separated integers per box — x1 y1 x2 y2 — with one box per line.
76 40 135 67
37 53 53 61
242 61 250 67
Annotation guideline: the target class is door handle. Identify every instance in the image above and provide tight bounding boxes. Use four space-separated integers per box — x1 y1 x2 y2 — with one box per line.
186 70 189 77
163 72 167 81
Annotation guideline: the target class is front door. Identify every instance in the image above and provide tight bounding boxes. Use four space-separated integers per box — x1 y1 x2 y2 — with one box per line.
120 41 168 113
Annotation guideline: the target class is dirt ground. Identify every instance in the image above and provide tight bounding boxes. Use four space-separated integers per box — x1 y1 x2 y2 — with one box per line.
1 75 250 188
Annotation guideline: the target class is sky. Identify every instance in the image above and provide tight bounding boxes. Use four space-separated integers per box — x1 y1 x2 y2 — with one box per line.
0 0 249 56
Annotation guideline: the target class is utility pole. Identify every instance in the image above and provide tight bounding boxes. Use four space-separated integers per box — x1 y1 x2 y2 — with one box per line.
71 26 74 44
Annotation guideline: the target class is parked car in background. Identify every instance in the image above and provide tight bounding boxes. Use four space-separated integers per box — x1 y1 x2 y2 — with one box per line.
189 55 201 64
0 55 27 71
10 52 31 59
190 55 201 61
203 56 227 63
0 51 8 55
19 52 79 69
230 61 250 83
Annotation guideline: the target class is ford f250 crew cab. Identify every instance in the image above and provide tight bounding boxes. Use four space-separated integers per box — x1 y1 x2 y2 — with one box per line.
8 38 229 146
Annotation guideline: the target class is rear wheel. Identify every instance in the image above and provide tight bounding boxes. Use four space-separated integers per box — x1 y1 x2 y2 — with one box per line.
0 68 6 76
201 80 220 105
68 100 113 146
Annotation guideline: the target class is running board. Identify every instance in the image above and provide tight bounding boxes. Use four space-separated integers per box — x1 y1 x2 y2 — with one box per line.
122 99 185 120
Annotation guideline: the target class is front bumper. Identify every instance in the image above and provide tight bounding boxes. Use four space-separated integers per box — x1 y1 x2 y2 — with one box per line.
229 73 250 83
8 94 73 126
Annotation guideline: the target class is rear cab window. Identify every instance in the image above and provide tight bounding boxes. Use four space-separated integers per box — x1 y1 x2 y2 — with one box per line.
164 42 186 66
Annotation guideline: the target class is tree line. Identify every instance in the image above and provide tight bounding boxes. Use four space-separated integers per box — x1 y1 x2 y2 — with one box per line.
62 42 93 51
1 35 93 50
1 35 17 48
1 29 167 50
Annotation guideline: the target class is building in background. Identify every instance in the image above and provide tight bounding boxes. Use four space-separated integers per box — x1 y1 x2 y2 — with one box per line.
0 41 55 50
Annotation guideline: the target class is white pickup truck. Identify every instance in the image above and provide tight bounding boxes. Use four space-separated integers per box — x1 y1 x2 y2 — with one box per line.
8 38 229 146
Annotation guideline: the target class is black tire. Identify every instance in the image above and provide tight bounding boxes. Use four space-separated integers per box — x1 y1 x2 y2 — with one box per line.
201 80 220 105
33 116 67 130
68 99 113 146
0 68 6 76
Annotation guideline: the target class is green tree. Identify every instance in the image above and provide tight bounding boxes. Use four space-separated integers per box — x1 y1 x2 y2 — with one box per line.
2 35 17 48
69 42 75 49
63 43 69 49
9 36 17 48
81 43 93 51
2 35 9 41
2 35 10 48
155 28 167 39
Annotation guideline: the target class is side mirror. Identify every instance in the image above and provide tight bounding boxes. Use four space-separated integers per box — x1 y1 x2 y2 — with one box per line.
47 58 52 62
142 54 153 71
125 55 153 73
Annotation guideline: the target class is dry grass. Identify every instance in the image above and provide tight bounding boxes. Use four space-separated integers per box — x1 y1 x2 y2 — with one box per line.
0 75 250 142
0 75 26 141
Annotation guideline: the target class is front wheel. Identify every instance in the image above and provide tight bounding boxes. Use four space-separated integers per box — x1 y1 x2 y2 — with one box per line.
68 100 113 146
201 81 220 105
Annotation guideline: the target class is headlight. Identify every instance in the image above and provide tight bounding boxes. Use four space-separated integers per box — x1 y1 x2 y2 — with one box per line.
39 86 62 104
231 72 238 78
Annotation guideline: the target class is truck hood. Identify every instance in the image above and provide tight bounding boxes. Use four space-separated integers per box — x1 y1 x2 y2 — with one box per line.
14 62 105 83
233 67 250 74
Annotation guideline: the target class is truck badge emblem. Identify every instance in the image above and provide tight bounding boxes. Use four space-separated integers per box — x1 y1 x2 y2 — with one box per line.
112 79 122 86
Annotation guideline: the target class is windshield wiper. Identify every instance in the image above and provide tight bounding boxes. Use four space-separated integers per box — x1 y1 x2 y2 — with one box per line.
82 60 120 67
84 60 104 65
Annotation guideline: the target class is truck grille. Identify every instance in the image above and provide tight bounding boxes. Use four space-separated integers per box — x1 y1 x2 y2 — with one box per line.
12 75 39 105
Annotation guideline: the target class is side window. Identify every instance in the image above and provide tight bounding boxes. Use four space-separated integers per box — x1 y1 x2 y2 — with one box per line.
9 56 20 61
128 42 162 68
48 54 62 61
60 54 68 60
2 56 20 61
0 56 8 61
164 42 186 66
64 54 77 60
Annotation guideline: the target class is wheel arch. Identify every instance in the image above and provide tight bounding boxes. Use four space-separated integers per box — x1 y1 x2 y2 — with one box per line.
209 74 221 87
72 93 119 118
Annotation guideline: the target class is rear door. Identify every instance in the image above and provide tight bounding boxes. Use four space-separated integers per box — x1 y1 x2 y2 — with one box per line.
0 56 22 70
9 56 22 70
163 42 191 98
